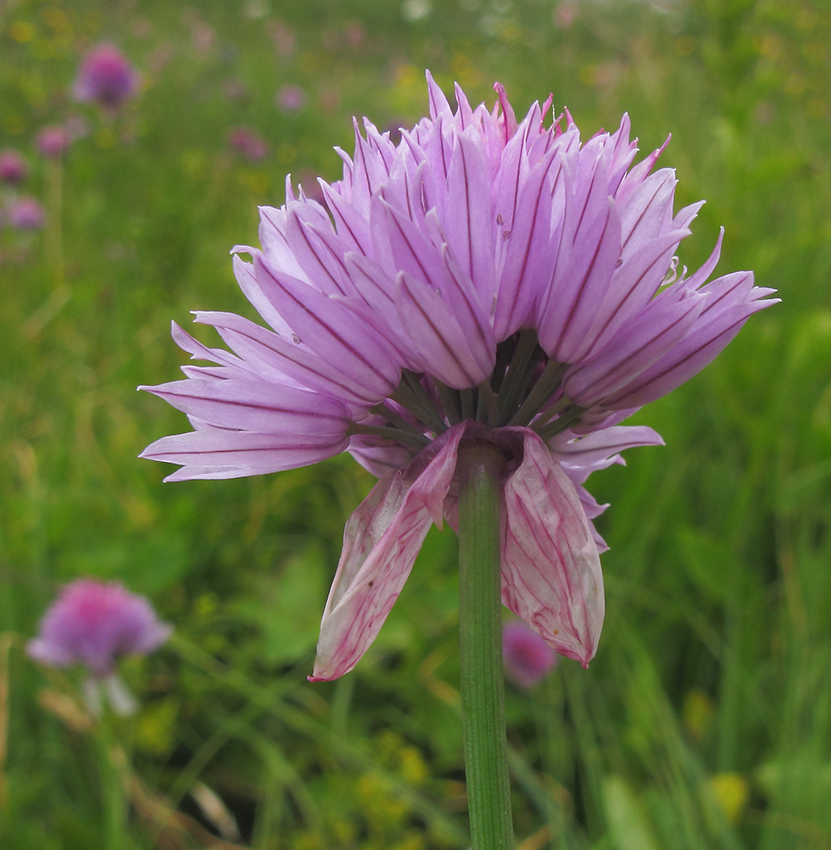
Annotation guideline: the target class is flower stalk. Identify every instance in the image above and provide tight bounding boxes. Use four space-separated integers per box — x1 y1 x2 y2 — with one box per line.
458 442 513 850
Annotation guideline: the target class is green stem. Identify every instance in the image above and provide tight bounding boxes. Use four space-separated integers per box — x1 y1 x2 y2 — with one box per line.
96 706 126 850
45 157 64 290
457 443 514 850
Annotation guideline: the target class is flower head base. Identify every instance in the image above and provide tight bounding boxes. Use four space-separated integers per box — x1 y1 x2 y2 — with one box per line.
142 73 777 680
73 44 139 109
27 578 171 679
503 620 558 689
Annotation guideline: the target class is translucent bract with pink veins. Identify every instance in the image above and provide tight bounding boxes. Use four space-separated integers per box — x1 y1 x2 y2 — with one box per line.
141 73 777 681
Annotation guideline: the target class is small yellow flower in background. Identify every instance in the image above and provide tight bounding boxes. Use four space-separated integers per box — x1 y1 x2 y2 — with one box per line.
9 21 36 43
708 772 749 824
682 687 716 742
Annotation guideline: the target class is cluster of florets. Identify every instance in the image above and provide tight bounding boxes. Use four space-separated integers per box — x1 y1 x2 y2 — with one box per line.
141 74 776 679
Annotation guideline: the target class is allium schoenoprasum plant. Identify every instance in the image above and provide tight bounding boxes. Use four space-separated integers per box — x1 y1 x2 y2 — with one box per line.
7 1 829 847
141 73 777 849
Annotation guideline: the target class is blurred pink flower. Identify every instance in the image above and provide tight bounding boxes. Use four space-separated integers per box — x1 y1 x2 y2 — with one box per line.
27 578 171 679
0 149 27 184
344 20 366 48
503 621 558 688
276 84 307 112
73 44 139 109
223 78 248 101
64 115 90 141
267 19 296 58
554 3 578 29
142 73 777 682
8 197 45 230
318 86 340 114
229 127 268 162
36 125 72 159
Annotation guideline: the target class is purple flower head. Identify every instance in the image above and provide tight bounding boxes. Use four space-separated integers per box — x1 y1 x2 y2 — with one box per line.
8 197 45 230
141 73 777 681
229 127 268 162
276 84 307 112
36 125 72 159
73 44 139 109
503 620 558 688
27 578 172 679
0 149 27 184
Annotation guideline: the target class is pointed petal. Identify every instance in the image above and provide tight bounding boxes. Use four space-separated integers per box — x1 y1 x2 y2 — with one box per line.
254 254 402 397
193 310 380 411
395 271 493 389
539 196 623 363
140 428 348 481
549 424 664 473
141 377 349 436
493 147 565 339
604 272 779 408
232 255 296 338
284 207 357 297
321 180 372 254
310 425 465 681
426 70 453 120
564 289 705 407
500 428 604 667
444 132 496 299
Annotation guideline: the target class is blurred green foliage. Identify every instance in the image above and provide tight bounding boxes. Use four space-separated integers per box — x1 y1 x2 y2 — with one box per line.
2 0 831 847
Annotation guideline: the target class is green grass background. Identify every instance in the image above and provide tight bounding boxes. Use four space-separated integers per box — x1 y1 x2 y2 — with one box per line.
2 0 830 847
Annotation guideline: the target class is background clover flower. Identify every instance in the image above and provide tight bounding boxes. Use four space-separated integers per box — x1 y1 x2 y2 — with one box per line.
228 126 268 162
36 125 72 159
0 149 27 184
6 196 45 230
73 44 139 109
503 620 558 689
28 578 172 678
142 73 777 684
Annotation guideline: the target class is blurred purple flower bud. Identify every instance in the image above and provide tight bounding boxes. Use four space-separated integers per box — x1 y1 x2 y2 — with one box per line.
229 127 268 162
8 197 45 230
27 578 172 679
36 125 72 159
503 621 558 688
276 84 307 113
73 44 139 109
0 149 27 184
